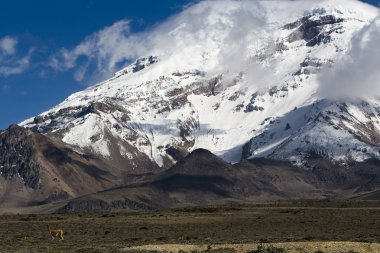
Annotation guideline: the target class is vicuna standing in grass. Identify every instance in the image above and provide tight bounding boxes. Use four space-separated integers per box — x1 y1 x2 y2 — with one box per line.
47 224 64 240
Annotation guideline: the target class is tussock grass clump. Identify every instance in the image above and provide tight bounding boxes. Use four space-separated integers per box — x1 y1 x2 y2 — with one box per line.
248 244 285 253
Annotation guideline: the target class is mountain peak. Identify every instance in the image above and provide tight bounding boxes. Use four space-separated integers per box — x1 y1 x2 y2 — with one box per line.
19 0 380 170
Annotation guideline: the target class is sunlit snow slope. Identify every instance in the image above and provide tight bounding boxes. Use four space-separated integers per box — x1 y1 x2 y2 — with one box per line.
22 0 380 170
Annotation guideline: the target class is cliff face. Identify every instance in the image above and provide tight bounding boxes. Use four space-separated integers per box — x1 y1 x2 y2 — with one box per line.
0 125 123 207
0 125 40 189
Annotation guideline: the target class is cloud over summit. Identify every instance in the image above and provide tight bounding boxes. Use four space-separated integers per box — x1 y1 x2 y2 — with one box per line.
49 0 272 84
318 14 380 99
49 20 132 82
49 0 380 99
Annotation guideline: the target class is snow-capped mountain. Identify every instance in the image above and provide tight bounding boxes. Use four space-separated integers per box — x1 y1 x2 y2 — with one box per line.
21 0 380 170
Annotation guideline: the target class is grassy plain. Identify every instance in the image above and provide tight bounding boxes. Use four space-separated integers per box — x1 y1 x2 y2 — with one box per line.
0 201 379 253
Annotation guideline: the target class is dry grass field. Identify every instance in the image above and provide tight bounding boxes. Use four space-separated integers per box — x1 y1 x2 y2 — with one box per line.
127 242 380 253
0 201 380 253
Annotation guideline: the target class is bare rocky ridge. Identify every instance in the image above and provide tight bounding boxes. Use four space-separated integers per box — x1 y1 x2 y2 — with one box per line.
284 13 345 47
56 149 380 213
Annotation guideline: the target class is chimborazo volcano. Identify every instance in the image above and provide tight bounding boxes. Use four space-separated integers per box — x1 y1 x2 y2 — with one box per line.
1 0 380 212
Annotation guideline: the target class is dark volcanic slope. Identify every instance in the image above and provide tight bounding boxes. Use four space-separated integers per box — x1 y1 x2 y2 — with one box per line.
1 127 379 213
57 149 244 213
57 149 380 213
0 125 122 207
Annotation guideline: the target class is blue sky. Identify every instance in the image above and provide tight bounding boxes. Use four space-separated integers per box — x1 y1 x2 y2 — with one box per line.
0 0 379 130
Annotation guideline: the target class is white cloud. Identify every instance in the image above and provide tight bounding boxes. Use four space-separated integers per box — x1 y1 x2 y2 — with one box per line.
0 36 33 76
0 36 17 55
50 20 133 81
318 15 380 99
50 1 274 85
0 48 33 76
56 0 380 92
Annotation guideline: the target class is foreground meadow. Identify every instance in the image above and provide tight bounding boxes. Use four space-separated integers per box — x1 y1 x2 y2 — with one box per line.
0 201 379 253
